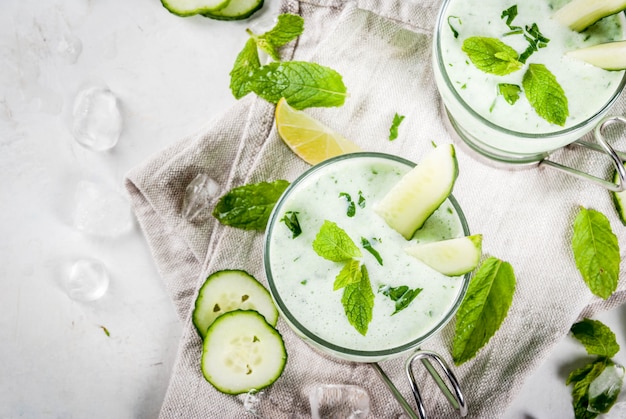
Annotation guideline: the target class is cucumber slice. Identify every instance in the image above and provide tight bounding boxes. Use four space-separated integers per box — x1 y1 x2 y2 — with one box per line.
161 0 231 17
202 0 264 20
192 270 278 338
201 310 287 394
566 41 626 71
374 144 459 240
612 170 626 225
553 0 626 32
404 235 483 276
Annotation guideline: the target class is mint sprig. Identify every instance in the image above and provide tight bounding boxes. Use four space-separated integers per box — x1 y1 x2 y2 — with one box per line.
462 37 523 75
341 264 374 336
229 38 261 99
571 207 620 299
571 318 620 358
247 14 304 61
522 63 569 126
312 220 361 262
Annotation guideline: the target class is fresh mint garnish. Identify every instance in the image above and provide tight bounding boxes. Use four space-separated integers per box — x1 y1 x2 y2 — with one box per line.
312 220 362 262
246 14 304 61
500 5 523 35
571 207 620 299
571 318 620 358
448 16 462 38
389 113 405 141
357 191 366 208
341 264 374 335
462 37 523 75
497 83 521 105
519 23 549 63
339 192 356 217
452 256 516 365
229 13 347 109
281 211 302 238
566 318 624 418
361 237 383 266
379 284 422 315
212 180 289 230
333 259 362 290
523 64 568 126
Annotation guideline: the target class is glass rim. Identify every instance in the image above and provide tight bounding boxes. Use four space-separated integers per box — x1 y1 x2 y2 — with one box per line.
433 0 626 140
263 151 471 359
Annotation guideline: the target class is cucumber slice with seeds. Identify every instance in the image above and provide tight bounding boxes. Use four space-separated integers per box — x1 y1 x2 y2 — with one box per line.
374 144 459 240
553 0 626 32
201 310 287 394
202 0 264 20
161 0 231 17
567 41 626 71
192 270 278 338
404 235 483 277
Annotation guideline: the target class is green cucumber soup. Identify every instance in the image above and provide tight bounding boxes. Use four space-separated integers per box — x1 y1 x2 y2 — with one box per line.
264 153 469 362
433 0 626 159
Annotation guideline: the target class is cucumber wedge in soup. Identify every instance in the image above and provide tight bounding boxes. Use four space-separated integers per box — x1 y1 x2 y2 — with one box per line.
203 0 264 20
567 41 626 71
161 0 231 17
192 269 278 338
405 235 483 276
374 144 459 240
553 0 626 32
201 310 287 394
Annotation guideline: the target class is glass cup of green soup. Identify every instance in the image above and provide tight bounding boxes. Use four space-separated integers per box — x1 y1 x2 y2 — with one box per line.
263 152 471 364
432 0 626 165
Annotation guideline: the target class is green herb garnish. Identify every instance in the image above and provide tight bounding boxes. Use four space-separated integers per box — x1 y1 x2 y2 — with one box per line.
461 37 523 75
379 285 422 315
389 113 405 141
246 14 304 61
333 259 362 290
339 192 356 217
213 180 290 230
497 83 521 105
501 5 523 35
571 318 620 358
448 16 462 38
281 211 302 238
361 237 383 266
452 257 516 365
357 191 366 208
229 38 261 99
341 264 374 335
312 220 362 262
519 23 550 63
571 207 620 299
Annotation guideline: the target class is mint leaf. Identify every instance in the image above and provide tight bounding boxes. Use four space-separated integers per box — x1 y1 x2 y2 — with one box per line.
567 358 609 419
571 318 620 358
448 16 461 39
229 38 261 99
522 63 568 126
339 192 356 217
333 259 362 290
281 211 302 238
250 14 304 61
519 23 549 63
572 207 620 299
462 37 523 75
452 257 516 365
212 180 289 230
361 237 383 266
500 5 523 35
357 191 365 208
250 61 348 109
312 220 362 262
341 264 374 335
498 83 521 105
389 113 405 141
379 284 422 315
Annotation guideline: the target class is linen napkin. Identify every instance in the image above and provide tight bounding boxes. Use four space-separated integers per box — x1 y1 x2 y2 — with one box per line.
124 0 626 417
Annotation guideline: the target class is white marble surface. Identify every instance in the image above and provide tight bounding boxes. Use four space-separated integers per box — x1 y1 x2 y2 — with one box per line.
0 0 624 418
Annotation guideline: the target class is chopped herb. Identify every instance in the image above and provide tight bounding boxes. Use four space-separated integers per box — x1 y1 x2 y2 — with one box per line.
357 191 366 208
497 83 522 105
501 5 523 35
389 113 405 141
447 16 462 38
100 326 110 337
339 192 356 217
519 23 549 63
379 285 422 315
281 211 302 238
361 237 383 266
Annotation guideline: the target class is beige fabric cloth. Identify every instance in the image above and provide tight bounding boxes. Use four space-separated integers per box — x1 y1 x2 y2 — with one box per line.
124 0 626 417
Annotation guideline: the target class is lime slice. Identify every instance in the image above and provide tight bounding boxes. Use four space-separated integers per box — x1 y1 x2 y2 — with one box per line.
405 235 483 276
374 144 459 240
567 41 626 71
553 0 626 32
275 98 362 165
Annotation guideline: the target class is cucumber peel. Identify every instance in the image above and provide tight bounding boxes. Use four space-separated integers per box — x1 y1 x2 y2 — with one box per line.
161 0 231 17
192 270 278 338
405 235 483 276
202 0 264 20
553 0 626 32
201 310 287 394
374 144 459 240
567 41 626 70
612 169 626 225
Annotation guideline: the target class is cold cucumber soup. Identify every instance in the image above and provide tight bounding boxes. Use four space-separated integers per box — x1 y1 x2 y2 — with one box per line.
433 0 626 158
264 153 469 361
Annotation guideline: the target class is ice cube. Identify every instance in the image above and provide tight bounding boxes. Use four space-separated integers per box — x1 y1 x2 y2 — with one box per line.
182 173 221 222
71 85 123 151
73 180 133 237
64 258 109 302
309 384 370 419
588 362 625 414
